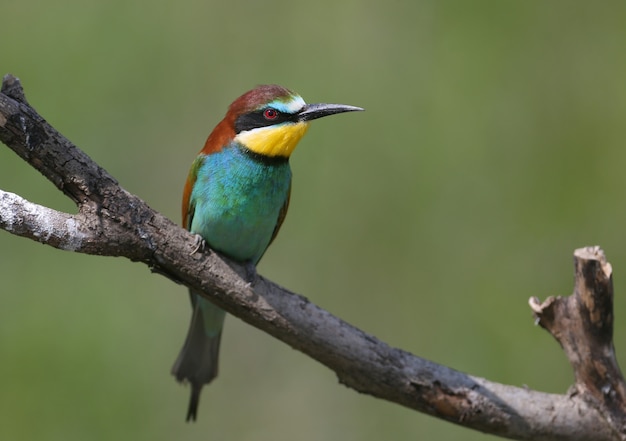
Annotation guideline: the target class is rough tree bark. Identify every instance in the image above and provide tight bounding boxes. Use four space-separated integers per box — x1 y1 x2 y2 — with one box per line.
1 74 625 440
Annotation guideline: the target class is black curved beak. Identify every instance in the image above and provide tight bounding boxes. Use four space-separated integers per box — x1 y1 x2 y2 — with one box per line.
298 103 364 122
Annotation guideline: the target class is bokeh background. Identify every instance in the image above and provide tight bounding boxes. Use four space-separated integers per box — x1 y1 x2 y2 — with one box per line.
2 1 626 439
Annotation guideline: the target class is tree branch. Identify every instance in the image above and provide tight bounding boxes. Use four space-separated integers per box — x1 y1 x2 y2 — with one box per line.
1 74 624 440
530 246 626 437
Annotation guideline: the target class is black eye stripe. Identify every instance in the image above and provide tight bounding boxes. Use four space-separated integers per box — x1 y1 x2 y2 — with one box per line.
234 109 300 134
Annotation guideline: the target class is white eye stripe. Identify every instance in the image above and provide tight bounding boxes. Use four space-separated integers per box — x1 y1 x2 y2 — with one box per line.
266 95 306 114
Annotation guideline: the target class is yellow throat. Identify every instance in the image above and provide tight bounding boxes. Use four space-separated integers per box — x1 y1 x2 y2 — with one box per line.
234 122 310 158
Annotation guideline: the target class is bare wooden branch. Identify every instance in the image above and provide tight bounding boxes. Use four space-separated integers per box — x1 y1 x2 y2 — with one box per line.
530 246 626 438
0 190 87 250
1 73 624 440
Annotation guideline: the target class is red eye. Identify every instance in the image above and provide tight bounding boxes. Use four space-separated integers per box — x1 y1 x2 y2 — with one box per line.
263 108 279 120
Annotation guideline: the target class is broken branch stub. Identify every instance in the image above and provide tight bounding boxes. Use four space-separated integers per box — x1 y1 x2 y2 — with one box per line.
530 246 626 436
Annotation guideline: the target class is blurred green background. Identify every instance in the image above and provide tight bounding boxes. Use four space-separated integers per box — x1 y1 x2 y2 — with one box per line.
2 1 626 439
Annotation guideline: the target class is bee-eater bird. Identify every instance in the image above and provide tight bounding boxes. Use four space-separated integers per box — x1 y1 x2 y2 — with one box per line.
172 84 363 421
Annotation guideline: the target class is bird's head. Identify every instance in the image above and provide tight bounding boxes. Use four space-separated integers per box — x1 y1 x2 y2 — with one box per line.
202 85 363 158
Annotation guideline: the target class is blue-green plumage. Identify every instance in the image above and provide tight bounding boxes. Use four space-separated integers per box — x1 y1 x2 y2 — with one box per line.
189 144 291 264
172 143 291 421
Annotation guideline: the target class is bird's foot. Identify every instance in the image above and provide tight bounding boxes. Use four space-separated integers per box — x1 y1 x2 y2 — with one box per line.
243 261 258 285
190 234 207 255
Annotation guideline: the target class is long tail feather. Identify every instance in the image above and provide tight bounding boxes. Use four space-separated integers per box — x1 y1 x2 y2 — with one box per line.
172 293 225 421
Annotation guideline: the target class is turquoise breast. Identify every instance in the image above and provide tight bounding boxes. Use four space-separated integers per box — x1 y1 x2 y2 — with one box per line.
189 143 292 264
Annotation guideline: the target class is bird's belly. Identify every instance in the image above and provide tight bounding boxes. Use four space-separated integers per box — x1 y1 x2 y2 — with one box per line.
198 199 281 263
190 154 291 264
